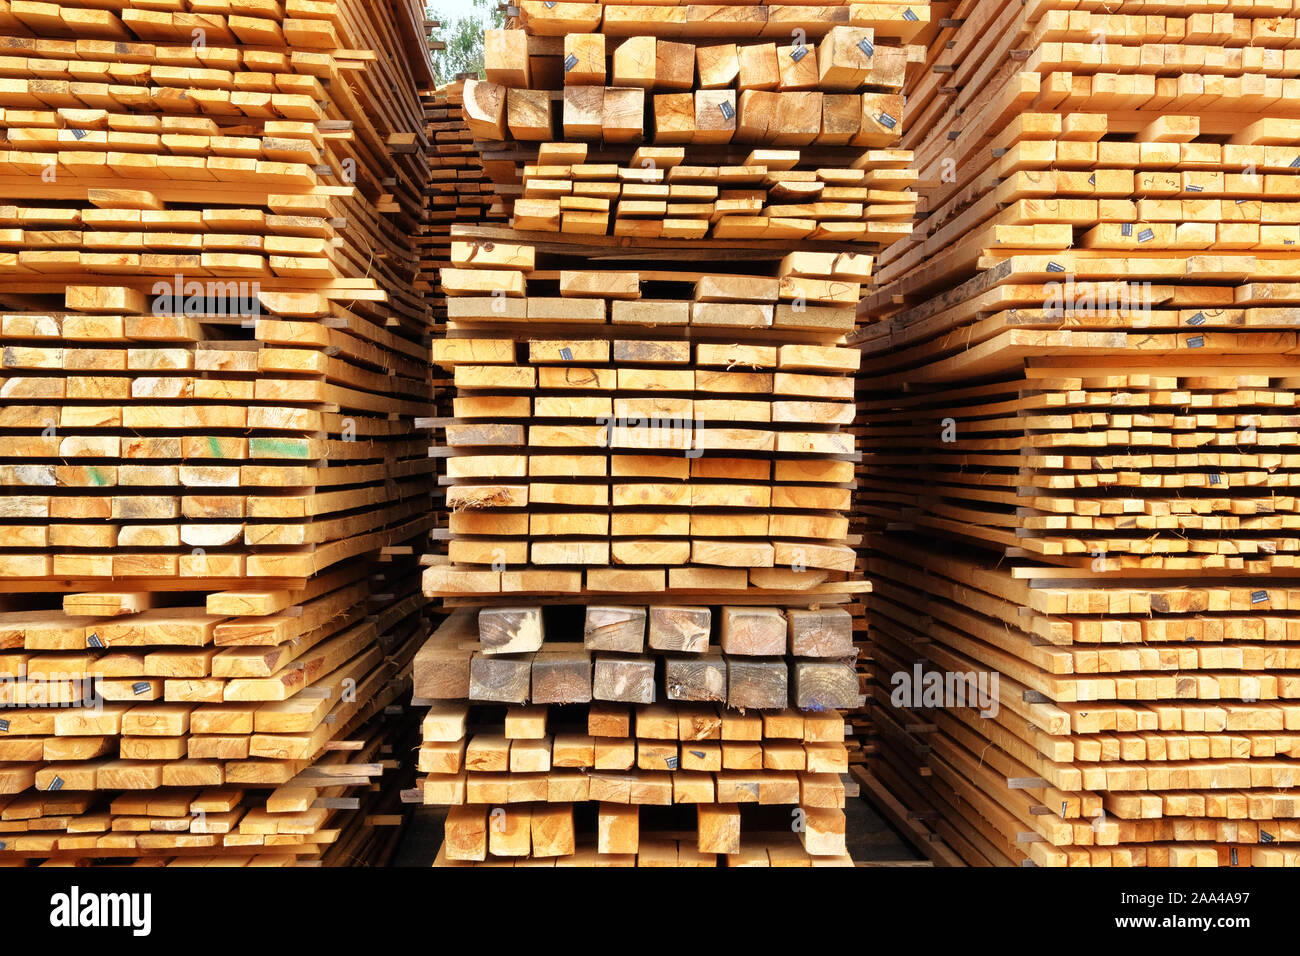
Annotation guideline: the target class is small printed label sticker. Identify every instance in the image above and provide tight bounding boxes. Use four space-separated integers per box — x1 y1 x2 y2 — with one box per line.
878 112 897 130
559 347 572 360
1209 473 1221 485
1236 198 1247 204
1046 261 1065 273
1088 173 1096 185
49 776 64 792
690 750 705 759
858 37 875 58
0 719 8 733
545 1 556 6
87 633 104 648
719 100 734 120
1137 228 1155 242
1187 312 1206 326
1186 335 1204 348
1231 847 1238 865
1061 801 1068 818
1187 183 1202 192
563 53 577 72
132 681 151 695
904 7 918 20
1121 222 1133 237
71 128 87 140
665 755 679 769
789 45 807 62
1261 830 1276 843
1252 589 1269 604
1290 156 1300 168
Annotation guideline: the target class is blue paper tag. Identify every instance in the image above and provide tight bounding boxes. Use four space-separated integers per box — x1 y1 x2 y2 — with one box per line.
87 633 104 648
1187 312 1205 326
1186 335 1204 348
719 100 734 120
1252 590 1269 604
878 113 897 130
132 681 150 695
789 45 807 62
858 37 874 58
1138 228 1154 242
563 53 577 72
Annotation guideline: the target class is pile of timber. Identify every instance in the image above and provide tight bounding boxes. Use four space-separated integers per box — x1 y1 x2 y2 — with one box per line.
0 0 435 865
857 0 1300 866
416 78 513 551
415 605 856 865
419 78 511 329
510 145 915 243
412 0 927 866
465 1 928 233
424 234 873 597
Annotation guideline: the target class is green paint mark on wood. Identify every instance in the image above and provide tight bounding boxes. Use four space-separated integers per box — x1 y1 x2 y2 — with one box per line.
250 438 310 458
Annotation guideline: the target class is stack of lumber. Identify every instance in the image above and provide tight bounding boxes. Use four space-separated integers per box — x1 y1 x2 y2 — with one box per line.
856 0 1300 866
0 681 416 867
419 604 862 713
0 0 435 865
423 235 873 598
511 146 915 243
419 79 511 329
415 606 856 866
415 78 513 574
466 1 929 230
413 0 927 866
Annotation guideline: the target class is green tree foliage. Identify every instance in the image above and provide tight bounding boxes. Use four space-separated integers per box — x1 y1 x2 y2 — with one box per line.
428 0 505 83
